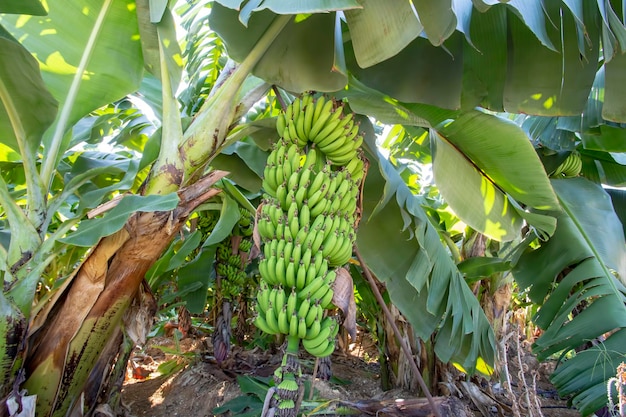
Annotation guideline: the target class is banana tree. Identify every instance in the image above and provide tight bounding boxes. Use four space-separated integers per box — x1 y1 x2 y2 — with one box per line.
0 0 291 415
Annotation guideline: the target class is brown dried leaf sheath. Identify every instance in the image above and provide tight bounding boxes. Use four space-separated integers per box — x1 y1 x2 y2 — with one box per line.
333 267 357 341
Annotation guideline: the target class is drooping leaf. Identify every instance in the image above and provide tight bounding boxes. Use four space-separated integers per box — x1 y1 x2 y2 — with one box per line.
237 374 271 401
431 130 523 241
606 187 626 237
582 124 626 152
343 0 421 68
553 177 626 280
357 143 495 374
432 111 560 239
0 0 144 169
214 0 360 21
441 111 560 211
212 153 262 193
210 6 346 92
412 0 456 46
603 49 626 122
0 0 46 15
343 76 458 127
505 0 556 50
72 155 141 211
177 246 216 314
0 29 58 154
0 177 41 268
504 1 599 116
346 33 464 109
513 177 626 414
59 194 180 247
461 4 507 111
202 195 241 247
457 257 512 281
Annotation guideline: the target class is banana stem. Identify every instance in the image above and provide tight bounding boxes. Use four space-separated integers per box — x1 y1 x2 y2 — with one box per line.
355 247 443 417
179 15 291 184
286 334 300 354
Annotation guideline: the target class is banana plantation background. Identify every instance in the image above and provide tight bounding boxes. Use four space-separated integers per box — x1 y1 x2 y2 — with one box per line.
1 0 626 416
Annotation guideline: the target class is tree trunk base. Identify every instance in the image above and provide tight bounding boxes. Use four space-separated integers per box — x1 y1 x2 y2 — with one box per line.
339 395 474 417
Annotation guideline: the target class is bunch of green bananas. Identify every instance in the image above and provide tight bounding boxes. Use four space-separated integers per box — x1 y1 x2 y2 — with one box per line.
552 152 582 178
214 209 255 300
254 92 365 360
255 92 366 416
196 210 218 239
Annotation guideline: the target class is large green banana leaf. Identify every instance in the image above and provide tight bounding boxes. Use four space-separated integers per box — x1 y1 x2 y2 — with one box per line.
343 81 560 242
513 177 626 415
209 0 626 121
0 0 144 187
357 128 495 375
432 110 560 241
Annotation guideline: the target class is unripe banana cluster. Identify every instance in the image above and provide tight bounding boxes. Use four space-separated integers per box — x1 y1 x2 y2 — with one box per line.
196 210 218 239
552 152 582 178
215 208 254 300
254 92 365 361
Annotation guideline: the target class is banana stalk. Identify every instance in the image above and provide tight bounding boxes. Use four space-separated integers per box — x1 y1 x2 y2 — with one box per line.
179 15 291 186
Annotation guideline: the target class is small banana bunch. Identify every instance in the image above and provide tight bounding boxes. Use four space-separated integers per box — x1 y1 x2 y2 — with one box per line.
552 151 582 178
215 208 254 300
196 210 218 239
213 208 255 363
254 92 365 362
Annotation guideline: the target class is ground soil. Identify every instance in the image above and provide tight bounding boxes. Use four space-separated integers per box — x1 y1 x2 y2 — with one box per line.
120 324 584 417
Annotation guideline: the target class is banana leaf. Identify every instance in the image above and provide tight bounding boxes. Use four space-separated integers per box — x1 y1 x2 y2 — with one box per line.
357 122 495 375
513 177 626 415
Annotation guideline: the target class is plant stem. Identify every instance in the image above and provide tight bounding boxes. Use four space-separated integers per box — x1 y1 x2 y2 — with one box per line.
286 334 300 354
355 247 442 417
0 76 45 228
179 15 291 183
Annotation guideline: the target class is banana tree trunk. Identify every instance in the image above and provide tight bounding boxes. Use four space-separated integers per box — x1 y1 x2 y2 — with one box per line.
22 170 227 417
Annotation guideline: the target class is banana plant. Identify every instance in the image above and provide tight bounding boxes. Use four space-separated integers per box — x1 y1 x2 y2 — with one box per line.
0 1 290 415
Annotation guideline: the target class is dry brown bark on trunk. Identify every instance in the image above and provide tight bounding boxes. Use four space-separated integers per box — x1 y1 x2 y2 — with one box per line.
23 171 228 416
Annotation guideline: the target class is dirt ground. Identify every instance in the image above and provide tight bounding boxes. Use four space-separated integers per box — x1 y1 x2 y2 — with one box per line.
120 324 585 417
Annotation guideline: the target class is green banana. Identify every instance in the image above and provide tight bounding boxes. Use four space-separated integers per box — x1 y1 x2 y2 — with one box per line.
255 313 278 335
286 287 297 317
296 261 307 291
285 260 296 288
275 256 286 286
299 273 326 300
297 297 311 322
305 261 318 287
264 306 280 334
291 244 302 267
289 312 299 337
257 281 271 313
305 302 321 327
305 317 321 339
275 286 286 311
278 305 289 334
309 99 336 139
320 286 334 309
297 316 307 339
311 95 329 127
315 339 336 358
302 324 332 352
